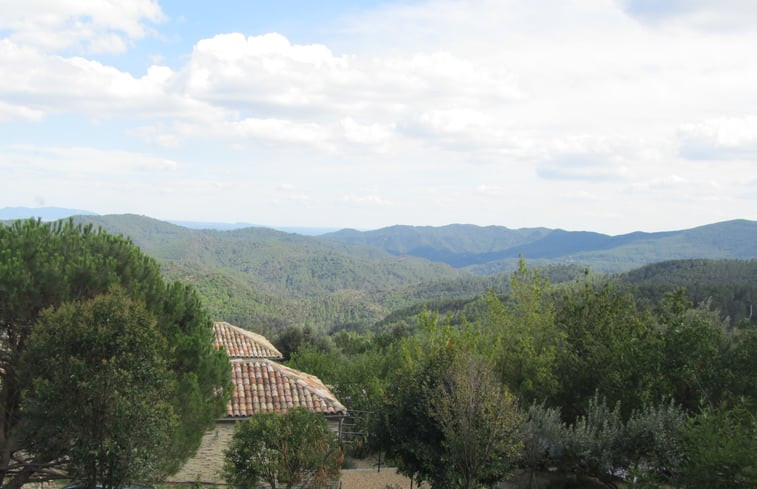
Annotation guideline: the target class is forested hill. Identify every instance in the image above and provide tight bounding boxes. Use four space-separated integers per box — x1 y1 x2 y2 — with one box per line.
71 214 463 297
64 214 471 335
615 258 757 324
5 214 755 335
322 219 757 273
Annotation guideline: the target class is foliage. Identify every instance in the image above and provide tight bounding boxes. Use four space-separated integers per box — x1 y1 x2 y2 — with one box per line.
621 401 687 487
0 219 230 488
287 345 394 453
655 290 730 411
275 326 335 361
619 258 757 326
552 279 657 420
520 402 565 475
19 289 178 489
560 394 625 486
676 403 756 489
223 408 342 489
380 315 522 488
482 259 563 402
431 354 523 489
522 397 688 489
379 317 463 487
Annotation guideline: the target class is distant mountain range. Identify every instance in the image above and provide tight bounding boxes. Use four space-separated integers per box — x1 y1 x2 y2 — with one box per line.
322 220 757 273
4 207 756 275
3 209 755 335
0 207 337 235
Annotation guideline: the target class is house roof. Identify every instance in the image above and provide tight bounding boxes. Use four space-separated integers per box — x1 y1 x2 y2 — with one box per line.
213 321 283 360
227 359 347 417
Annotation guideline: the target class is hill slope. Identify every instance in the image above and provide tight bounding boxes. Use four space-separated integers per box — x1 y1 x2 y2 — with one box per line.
68 214 469 335
323 220 757 274
6 214 754 334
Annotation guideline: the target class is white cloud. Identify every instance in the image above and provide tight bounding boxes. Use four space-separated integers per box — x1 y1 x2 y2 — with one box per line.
340 118 394 145
0 0 164 54
678 116 757 160
535 135 640 182
0 99 44 122
0 38 229 121
1 145 178 176
2 1 757 232
617 0 757 31
630 175 689 191
342 194 393 207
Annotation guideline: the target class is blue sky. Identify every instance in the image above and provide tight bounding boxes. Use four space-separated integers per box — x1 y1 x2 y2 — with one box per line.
2 0 757 234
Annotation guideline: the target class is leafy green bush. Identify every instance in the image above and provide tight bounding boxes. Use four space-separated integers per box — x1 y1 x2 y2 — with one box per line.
223 408 342 489
676 404 756 489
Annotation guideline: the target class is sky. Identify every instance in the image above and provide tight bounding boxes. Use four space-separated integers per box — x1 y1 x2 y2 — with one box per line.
1 0 756 235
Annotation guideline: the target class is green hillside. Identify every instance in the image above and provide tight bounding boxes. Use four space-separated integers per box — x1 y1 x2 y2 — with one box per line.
6 215 754 335
68 214 469 335
324 220 757 274
615 258 757 325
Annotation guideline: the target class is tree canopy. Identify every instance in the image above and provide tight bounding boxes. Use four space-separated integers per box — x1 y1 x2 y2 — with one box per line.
20 289 177 489
0 219 230 488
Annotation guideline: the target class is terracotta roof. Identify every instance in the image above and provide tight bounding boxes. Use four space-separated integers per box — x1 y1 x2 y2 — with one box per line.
213 321 283 359
227 359 347 417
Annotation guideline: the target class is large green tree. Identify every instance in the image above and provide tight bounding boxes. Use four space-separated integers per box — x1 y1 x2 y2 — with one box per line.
0 219 230 488
481 259 563 402
381 315 522 488
552 279 656 420
19 289 177 489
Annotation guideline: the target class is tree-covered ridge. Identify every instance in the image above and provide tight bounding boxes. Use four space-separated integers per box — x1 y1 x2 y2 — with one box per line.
616 259 757 326
71 214 465 297
323 219 757 273
60 214 469 336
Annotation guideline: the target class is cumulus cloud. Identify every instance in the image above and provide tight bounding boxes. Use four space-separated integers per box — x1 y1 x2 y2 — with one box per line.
2 0 757 232
0 38 230 122
0 0 165 54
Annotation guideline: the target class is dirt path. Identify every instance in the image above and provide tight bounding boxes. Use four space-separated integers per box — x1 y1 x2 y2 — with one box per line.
339 467 428 489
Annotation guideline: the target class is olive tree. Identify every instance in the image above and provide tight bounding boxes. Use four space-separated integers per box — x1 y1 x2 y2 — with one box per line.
431 354 523 489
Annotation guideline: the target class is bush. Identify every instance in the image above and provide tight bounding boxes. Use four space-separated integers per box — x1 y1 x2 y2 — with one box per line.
223 408 342 489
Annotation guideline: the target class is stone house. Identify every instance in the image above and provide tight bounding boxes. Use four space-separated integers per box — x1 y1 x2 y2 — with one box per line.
170 321 347 484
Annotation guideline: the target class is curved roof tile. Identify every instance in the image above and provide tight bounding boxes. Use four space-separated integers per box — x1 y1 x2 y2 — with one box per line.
228 359 347 417
213 321 283 360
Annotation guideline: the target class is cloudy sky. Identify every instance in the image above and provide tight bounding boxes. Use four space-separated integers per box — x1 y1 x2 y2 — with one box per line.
2 0 756 234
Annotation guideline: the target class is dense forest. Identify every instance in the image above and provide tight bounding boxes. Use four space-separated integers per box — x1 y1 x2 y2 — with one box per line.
285 261 756 488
